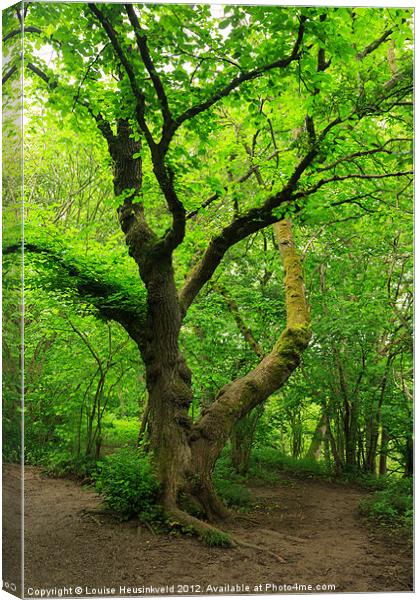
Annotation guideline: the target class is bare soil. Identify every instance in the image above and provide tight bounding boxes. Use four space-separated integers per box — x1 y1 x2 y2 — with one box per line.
3 464 413 597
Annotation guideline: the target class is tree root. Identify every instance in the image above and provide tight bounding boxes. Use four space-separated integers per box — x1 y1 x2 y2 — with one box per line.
164 505 286 561
259 529 307 543
143 521 157 536
228 534 286 563
165 505 234 546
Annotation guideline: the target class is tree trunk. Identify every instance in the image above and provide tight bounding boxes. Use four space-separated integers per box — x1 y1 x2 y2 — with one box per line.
365 416 378 474
378 426 388 475
404 435 413 477
306 413 327 460
187 220 311 520
141 255 193 508
230 405 264 475
326 416 342 474
111 124 312 533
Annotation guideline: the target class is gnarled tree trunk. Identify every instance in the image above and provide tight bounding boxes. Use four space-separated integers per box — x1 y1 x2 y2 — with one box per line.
127 219 311 530
66 94 312 536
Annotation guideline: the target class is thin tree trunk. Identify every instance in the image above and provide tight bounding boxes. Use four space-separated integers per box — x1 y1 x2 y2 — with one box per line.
378 426 389 475
306 413 327 460
231 405 264 474
137 400 150 448
404 436 413 477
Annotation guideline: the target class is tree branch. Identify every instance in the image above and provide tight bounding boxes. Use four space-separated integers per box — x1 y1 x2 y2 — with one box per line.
88 3 154 149
3 242 146 344
179 117 342 314
2 65 18 85
292 170 413 200
212 282 264 359
316 138 410 173
72 42 110 112
152 162 186 253
356 28 393 60
3 25 42 43
186 148 282 220
190 220 311 453
168 16 306 141
125 4 173 130
27 62 58 88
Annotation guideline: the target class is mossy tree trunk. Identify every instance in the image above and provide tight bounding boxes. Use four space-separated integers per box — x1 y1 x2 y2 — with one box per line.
119 217 311 523
211 282 267 476
186 220 311 519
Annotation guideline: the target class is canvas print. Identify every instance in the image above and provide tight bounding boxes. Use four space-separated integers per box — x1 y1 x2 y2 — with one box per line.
2 1 413 597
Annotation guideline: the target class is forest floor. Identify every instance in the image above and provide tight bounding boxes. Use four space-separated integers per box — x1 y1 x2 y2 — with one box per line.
4 464 413 596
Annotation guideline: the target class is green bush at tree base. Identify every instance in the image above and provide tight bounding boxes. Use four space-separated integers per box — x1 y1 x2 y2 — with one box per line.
94 447 161 520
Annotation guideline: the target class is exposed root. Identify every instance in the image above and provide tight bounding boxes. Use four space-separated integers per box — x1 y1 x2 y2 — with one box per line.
165 505 235 547
228 534 286 563
143 521 157 536
165 504 286 561
259 529 307 543
189 485 231 522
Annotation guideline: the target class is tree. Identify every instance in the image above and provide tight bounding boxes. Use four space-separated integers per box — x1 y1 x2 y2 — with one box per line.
3 4 413 537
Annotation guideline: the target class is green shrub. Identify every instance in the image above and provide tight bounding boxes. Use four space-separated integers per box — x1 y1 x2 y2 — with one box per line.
214 451 247 482
101 416 140 447
359 477 413 528
248 447 328 479
39 450 97 479
201 530 232 547
343 471 389 491
95 448 160 519
214 478 254 509
213 452 253 509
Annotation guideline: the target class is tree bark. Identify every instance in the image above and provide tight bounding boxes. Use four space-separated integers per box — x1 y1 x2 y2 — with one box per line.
404 435 413 477
141 255 193 508
186 220 311 519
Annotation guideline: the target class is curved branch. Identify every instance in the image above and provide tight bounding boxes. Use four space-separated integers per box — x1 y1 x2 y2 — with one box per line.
3 25 42 43
2 65 18 85
292 170 413 200
316 138 410 173
27 62 58 88
189 220 311 459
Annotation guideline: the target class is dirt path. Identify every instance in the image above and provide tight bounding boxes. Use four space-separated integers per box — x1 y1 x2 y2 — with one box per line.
4 465 413 596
